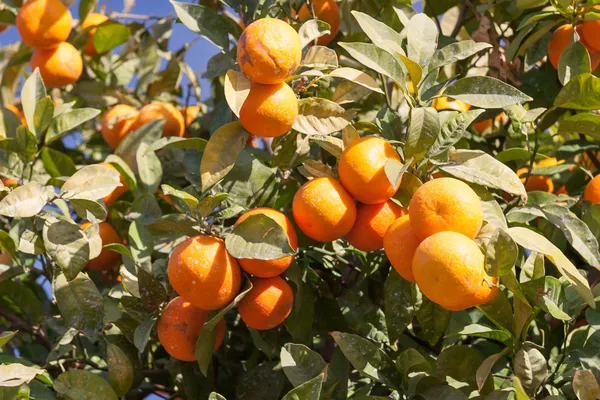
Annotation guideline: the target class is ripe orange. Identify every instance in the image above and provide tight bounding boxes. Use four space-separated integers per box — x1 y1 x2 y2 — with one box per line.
157 297 225 361
168 236 242 310
346 201 406 251
412 231 493 311
81 221 122 271
239 82 298 138
237 18 302 84
234 208 298 277
101 104 138 149
30 42 83 88
5 104 27 127
16 0 72 49
81 13 109 57
296 0 341 46
408 177 483 240
338 137 402 204
383 215 421 282
238 276 294 330
132 103 185 138
292 177 357 242
432 97 470 112
548 24 599 69
100 162 129 206
584 175 600 204
473 112 505 133
1 178 18 186
516 167 554 193
181 105 201 127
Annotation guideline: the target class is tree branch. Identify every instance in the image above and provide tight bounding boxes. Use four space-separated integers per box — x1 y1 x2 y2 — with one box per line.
0 307 52 351
450 0 468 38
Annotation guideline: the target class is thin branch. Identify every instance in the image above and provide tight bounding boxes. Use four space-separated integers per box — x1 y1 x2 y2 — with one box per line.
0 306 52 351
450 0 468 38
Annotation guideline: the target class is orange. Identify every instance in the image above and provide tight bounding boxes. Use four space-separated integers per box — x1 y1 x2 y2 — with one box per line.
157 296 225 361
346 201 406 251
100 162 129 206
0 25 8 34
239 82 298 138
238 276 294 330
181 105 201 127
5 104 27 127
338 137 402 204
81 221 122 271
234 208 298 277
237 18 302 84
30 42 83 88
81 13 109 57
0 253 12 265
584 175 600 204
383 215 421 282
292 177 357 242
408 177 483 241
101 104 138 149
168 235 242 310
132 103 185 138
516 167 554 193
412 231 492 311
296 0 341 46
16 0 72 49
432 97 470 112
473 112 505 133
548 25 599 69
1 178 18 186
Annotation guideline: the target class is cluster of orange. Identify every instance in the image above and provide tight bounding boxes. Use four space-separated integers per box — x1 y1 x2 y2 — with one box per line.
549 10 600 71
433 97 506 134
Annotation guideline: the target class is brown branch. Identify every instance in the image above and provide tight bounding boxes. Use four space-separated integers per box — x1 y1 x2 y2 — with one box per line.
0 307 52 351
450 0 469 38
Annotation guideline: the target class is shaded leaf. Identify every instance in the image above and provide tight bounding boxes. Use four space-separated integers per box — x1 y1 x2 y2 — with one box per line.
60 164 121 201
54 273 104 336
224 69 251 118
225 214 295 260
444 76 533 108
280 344 326 387
43 218 89 280
293 98 352 135
54 370 118 400
0 182 47 217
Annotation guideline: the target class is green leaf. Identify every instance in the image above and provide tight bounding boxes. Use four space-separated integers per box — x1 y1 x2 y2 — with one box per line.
171 1 230 51
558 113 600 138
521 276 571 320
310 136 344 159
554 73 600 110
338 42 405 86
508 227 594 307
280 344 327 387
79 0 97 21
21 68 46 135
514 343 547 392
406 13 438 67
384 271 419 343
281 374 323 400
209 393 227 400
485 228 518 277
136 141 162 194
104 243 134 261
160 184 199 210
200 122 249 190
71 199 107 224
476 349 509 392
436 345 485 388
15 126 38 161
477 289 514 332
92 21 130 54
395 348 431 377
293 98 352 135
416 297 451 346
106 342 134 396
0 182 48 217
145 136 207 153
558 42 591 85
0 281 44 324
225 214 295 260
133 316 156 352
444 76 533 108
137 266 167 311
429 40 492 71
195 316 217 377
301 45 338 69
0 364 44 387
384 158 409 191
197 193 228 218
60 164 122 201
496 148 547 163
405 107 439 163
0 331 17 347
41 147 76 178
440 150 527 199
54 273 104 336
298 20 331 48
351 11 405 56
54 370 118 400
204 277 252 330
451 324 512 343
115 119 164 169
427 109 485 159
33 96 54 136
46 108 101 143
43 217 89 280
236 362 286 400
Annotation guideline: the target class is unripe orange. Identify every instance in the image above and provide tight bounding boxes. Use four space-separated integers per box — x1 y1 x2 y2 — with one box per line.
292 177 357 242
132 103 185 138
238 276 294 330
82 13 109 57
383 215 421 282
338 137 402 204
234 208 298 277
346 201 406 251
584 175 600 204
239 82 298 138
100 162 129 206
17 0 72 49
30 42 83 88
157 297 225 361
81 222 122 271
408 177 483 241
237 18 302 84
101 105 138 149
296 0 341 46
168 236 242 310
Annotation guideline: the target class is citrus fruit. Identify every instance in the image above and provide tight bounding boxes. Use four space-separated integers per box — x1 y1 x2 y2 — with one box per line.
181 105 200 127
100 162 129 206
383 214 421 282
168 235 242 310
30 42 83 88
237 18 302 84
548 24 599 69
408 177 483 240
292 177 357 242
5 104 27 127
412 231 491 311
238 276 294 330
296 0 341 45
132 103 185 138
432 97 470 112
17 0 72 49
81 13 109 57
157 297 225 361
346 200 407 251
338 137 402 204
516 167 554 193
584 175 600 204
234 208 298 277
101 104 138 149
81 221 122 271
239 82 298 138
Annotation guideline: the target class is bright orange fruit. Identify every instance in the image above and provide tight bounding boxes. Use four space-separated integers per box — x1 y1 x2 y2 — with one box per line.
238 276 294 330
101 104 139 149
383 215 421 282
239 82 298 138
346 201 406 251
17 0 72 49
82 13 109 57
132 103 185 138
30 42 83 88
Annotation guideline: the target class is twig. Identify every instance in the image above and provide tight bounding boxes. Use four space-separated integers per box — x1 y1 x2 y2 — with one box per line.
58 358 108 371
0 306 52 351
450 0 468 38
523 129 540 188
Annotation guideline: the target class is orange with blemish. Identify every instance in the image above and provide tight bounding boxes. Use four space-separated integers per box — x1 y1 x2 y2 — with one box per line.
346 201 406 251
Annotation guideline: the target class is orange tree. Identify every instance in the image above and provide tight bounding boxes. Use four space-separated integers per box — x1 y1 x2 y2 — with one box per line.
3 0 600 398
